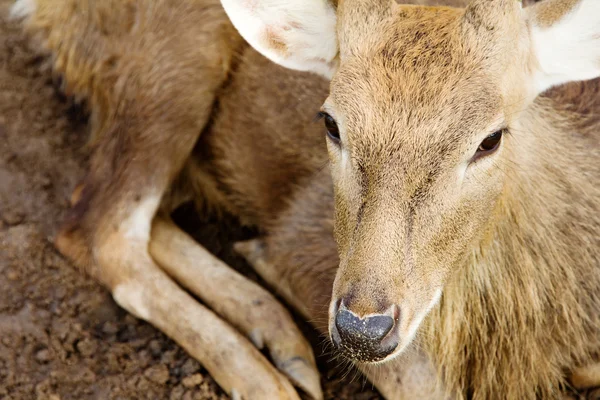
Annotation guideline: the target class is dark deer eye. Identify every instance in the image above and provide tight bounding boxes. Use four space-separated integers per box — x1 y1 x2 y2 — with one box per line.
477 129 503 154
318 112 340 143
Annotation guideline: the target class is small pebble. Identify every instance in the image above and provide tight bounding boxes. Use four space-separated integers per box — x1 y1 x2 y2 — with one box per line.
35 349 51 364
182 374 204 388
161 350 177 364
102 321 119 334
7 270 19 281
149 340 162 356
2 210 25 226
180 359 200 375
39 175 52 189
169 386 186 400
144 365 170 385
76 338 97 357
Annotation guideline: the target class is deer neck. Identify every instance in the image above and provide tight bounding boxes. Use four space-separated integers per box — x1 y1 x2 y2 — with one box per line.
421 94 600 399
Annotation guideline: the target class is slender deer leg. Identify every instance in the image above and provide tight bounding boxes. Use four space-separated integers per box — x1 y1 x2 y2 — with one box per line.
66 185 314 398
149 217 322 400
100 232 300 400
234 239 317 322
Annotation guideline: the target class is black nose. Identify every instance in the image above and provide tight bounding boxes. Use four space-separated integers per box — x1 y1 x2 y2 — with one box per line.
331 302 399 362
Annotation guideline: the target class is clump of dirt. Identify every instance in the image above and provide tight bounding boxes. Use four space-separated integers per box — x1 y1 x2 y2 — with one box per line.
0 2 380 399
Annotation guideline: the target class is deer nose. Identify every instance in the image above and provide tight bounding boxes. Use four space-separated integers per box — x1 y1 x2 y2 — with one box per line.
331 301 399 362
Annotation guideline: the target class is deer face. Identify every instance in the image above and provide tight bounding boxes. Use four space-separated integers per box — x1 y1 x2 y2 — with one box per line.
224 0 600 362
323 1 532 363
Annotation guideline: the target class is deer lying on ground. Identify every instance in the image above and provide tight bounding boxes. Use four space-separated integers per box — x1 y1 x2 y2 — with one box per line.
12 0 600 398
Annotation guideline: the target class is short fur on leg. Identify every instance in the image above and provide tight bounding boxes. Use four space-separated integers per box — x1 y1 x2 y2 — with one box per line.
150 217 321 399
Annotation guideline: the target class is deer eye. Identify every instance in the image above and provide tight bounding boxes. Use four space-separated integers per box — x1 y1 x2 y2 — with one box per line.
319 112 340 144
476 130 503 155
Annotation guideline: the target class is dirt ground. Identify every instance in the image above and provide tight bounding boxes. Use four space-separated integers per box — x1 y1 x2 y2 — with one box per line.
0 2 382 399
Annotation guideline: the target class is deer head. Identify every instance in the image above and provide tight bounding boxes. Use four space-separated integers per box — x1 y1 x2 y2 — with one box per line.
223 0 600 363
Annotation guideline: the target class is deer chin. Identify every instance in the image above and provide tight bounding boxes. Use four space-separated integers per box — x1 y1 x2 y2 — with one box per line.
328 288 444 364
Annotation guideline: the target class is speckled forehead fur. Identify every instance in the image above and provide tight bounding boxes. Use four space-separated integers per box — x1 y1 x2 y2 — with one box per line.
331 5 504 176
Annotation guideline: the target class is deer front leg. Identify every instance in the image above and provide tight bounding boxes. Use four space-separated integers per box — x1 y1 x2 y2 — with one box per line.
149 217 321 399
102 237 301 399
52 83 320 399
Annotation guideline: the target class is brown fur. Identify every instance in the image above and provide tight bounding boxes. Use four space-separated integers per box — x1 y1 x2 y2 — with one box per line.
21 0 242 276
426 86 600 399
15 0 600 399
322 1 600 398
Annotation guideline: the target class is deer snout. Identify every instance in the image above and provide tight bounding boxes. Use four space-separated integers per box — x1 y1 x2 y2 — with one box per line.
330 300 400 362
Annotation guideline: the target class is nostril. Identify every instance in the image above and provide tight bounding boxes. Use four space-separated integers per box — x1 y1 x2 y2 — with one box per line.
331 302 400 362
366 314 394 339
335 309 394 341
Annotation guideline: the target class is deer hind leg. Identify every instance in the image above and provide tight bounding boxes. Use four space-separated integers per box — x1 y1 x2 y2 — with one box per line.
235 169 447 399
14 0 319 398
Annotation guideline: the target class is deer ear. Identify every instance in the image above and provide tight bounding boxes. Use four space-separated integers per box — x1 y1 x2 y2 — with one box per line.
527 0 600 94
220 0 338 79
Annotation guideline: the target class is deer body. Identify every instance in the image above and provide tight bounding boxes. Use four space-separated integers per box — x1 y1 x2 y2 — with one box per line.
13 0 600 398
253 78 600 400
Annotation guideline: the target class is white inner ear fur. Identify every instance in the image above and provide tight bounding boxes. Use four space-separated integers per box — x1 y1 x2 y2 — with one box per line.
10 0 37 19
220 0 338 79
530 0 600 94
